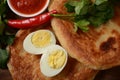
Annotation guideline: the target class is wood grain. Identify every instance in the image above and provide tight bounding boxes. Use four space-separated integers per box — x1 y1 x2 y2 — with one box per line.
0 69 12 80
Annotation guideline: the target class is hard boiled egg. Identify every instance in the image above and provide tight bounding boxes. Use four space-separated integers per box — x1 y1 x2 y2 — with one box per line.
23 30 56 54
40 45 68 77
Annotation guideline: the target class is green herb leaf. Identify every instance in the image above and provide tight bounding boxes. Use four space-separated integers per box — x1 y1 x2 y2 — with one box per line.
75 0 91 15
88 2 114 27
0 0 7 35
54 0 115 32
0 35 14 69
95 0 108 5
64 2 75 12
74 19 90 32
75 1 84 15
65 0 78 7
0 48 9 69
0 35 15 46
96 1 109 11
64 0 114 32
0 24 5 35
0 0 14 69
0 0 7 15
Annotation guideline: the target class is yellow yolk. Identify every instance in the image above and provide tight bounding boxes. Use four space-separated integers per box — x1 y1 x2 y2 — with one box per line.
48 50 66 69
31 31 51 48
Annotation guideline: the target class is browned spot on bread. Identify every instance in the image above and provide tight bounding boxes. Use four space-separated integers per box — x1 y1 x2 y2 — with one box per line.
100 37 116 52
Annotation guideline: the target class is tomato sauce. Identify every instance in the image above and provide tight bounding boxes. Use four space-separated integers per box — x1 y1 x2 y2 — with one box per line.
10 0 47 15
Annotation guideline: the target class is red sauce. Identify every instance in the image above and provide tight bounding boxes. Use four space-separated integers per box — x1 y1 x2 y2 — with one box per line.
10 0 47 15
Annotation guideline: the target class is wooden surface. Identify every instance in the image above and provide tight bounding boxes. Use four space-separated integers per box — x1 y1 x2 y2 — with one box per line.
0 69 12 80
94 66 120 80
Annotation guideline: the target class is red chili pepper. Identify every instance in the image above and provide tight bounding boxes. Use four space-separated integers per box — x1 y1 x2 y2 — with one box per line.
7 10 57 29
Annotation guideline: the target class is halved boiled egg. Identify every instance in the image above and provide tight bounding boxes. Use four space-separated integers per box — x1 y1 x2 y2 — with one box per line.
40 45 68 77
23 30 56 54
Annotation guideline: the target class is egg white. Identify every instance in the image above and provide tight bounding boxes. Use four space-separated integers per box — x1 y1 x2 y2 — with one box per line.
40 45 68 77
23 30 56 55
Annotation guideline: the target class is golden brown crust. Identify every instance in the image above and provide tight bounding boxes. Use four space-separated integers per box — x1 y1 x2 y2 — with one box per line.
49 0 120 69
7 24 98 80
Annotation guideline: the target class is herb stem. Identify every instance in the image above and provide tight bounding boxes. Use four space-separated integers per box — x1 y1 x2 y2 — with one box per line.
51 14 75 17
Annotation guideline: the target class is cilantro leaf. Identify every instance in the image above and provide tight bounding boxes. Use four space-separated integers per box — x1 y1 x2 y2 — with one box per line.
0 0 7 35
53 0 115 32
75 0 91 15
0 0 15 69
88 2 114 27
95 0 108 5
64 1 75 12
0 0 7 15
0 24 5 35
65 0 114 31
75 1 84 15
0 35 15 69
74 19 90 32
0 35 15 46
0 48 9 69
0 31 15 69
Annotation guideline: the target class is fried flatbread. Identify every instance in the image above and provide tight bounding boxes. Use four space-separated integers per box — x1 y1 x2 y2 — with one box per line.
49 0 120 70
7 24 98 80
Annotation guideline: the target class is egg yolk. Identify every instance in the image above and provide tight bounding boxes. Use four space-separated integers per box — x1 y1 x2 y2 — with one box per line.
48 50 66 69
31 31 51 48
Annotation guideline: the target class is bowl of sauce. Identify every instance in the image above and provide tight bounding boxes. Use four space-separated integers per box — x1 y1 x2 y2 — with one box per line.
7 0 50 17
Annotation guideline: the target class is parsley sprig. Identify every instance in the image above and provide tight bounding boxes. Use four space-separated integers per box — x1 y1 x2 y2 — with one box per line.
52 0 115 32
0 0 15 69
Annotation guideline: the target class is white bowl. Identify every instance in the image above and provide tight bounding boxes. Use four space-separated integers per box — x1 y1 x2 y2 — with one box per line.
7 0 50 17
